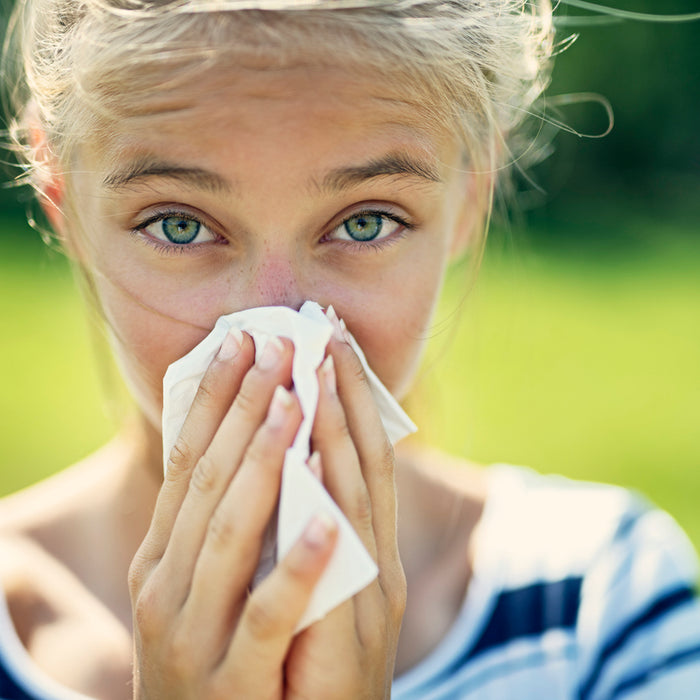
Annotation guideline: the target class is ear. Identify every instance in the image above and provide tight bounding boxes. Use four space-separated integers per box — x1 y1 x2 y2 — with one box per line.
29 125 66 234
448 171 494 261
28 125 90 264
39 173 66 236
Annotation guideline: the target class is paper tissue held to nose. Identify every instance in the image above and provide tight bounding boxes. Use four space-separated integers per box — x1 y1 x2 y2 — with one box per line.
162 301 416 631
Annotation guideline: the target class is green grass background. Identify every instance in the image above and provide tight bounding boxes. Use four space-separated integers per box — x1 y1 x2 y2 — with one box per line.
2 208 699 553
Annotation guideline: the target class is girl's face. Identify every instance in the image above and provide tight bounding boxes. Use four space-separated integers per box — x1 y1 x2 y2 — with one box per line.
66 62 478 431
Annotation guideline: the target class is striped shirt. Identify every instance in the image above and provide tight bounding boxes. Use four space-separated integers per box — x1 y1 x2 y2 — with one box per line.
392 465 700 699
0 465 698 699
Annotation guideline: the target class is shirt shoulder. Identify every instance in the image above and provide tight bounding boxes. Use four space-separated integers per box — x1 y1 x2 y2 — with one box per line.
393 465 700 699
476 465 656 584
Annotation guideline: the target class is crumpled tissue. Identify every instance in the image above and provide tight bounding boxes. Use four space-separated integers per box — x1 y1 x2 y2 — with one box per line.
162 301 416 631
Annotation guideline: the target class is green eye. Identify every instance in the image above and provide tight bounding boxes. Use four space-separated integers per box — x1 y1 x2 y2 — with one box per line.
161 216 201 244
344 214 384 242
139 211 217 251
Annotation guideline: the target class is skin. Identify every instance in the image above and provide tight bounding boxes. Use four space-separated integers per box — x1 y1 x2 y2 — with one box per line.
0 60 489 698
67 64 476 440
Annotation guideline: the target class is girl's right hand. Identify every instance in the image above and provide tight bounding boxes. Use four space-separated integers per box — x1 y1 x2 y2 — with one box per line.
127 331 338 699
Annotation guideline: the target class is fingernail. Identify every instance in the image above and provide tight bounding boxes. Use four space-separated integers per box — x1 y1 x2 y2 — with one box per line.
257 336 284 371
326 305 344 342
217 327 244 361
303 512 336 549
267 385 293 428
307 451 323 481
320 355 336 396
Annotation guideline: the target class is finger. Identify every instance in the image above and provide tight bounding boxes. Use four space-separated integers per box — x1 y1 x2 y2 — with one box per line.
155 337 294 606
130 330 255 586
180 386 303 656
284 598 360 696
219 513 338 691
324 328 406 634
311 355 377 562
326 332 400 571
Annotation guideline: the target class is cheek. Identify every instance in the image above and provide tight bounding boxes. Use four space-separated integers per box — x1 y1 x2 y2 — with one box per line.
338 252 445 400
354 313 428 401
86 240 244 426
95 276 211 429
94 251 235 332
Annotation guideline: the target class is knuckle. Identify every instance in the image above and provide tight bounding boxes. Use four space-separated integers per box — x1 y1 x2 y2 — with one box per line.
206 509 238 549
194 373 219 411
341 344 369 386
390 570 408 622
244 595 279 641
132 581 165 641
351 487 374 532
380 561 407 624
188 453 220 496
245 432 286 478
325 401 352 439
207 506 259 558
350 357 370 387
165 439 196 479
244 434 272 467
233 382 258 416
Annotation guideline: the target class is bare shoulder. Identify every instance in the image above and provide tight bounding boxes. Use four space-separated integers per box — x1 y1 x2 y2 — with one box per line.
0 432 154 569
0 443 125 638
0 457 99 618
0 528 132 698
0 531 70 646
0 441 121 536
0 441 141 698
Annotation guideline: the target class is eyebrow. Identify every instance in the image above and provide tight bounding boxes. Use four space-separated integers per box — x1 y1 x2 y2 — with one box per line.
102 150 442 195
318 152 442 192
102 157 232 194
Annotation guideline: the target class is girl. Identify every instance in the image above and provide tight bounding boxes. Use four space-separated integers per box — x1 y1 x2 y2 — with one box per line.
1 1 699 698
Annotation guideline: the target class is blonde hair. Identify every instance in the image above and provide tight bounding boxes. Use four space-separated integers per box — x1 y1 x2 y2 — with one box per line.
4 0 554 204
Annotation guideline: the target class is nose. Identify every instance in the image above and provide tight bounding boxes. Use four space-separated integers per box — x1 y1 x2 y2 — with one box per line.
244 251 308 310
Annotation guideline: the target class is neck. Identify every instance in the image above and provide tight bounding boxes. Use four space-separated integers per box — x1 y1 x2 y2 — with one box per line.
392 442 487 675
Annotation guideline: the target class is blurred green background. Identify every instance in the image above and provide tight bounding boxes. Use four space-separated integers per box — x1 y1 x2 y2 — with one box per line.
1 1 699 551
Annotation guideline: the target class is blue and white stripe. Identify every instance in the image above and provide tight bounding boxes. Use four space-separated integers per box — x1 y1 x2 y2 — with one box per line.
392 465 700 700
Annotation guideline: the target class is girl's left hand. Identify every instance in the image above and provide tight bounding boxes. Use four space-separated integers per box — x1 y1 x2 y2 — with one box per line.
284 331 407 698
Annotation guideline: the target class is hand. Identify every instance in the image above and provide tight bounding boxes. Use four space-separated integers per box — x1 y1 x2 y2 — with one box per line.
282 330 407 700
128 332 339 699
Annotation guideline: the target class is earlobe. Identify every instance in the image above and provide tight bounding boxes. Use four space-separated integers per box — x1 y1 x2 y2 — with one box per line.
40 180 88 263
39 173 66 235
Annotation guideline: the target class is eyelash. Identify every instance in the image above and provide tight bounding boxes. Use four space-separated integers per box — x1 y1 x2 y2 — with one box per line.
131 207 414 256
131 209 224 256
326 209 414 251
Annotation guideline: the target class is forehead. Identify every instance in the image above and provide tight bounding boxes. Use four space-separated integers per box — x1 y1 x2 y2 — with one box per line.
89 60 454 179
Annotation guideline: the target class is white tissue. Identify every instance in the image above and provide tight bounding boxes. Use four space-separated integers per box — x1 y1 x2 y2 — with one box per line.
162 301 416 630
